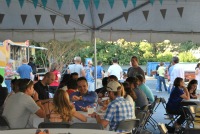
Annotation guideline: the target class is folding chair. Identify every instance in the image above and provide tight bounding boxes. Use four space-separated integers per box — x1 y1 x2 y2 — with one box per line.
0 115 10 130
182 105 196 128
70 123 103 130
183 128 200 134
38 122 70 128
115 119 140 134
135 110 147 133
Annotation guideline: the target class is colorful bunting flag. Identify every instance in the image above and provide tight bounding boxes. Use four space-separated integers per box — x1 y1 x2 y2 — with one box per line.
0 14 5 24
123 12 129 22
159 0 163 5
56 0 63 10
160 9 167 19
83 0 90 10
98 13 104 24
93 0 100 9
108 0 114 9
143 10 149 21
131 0 137 7
73 0 80 10
21 14 27 25
35 15 41 25
50 15 56 25
177 7 184 18
79 14 85 24
6 0 11 7
64 15 70 24
122 0 128 8
32 0 38 8
150 0 155 5
41 0 47 9
18 0 24 8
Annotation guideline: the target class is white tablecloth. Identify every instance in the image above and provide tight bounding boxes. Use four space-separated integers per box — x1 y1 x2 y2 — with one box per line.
0 128 117 134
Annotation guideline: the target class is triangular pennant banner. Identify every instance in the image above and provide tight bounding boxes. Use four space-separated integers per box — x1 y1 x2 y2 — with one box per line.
32 0 38 8
98 13 104 24
35 15 41 25
159 0 163 5
64 15 70 24
56 0 63 10
18 0 24 8
21 14 27 25
79 14 85 24
123 12 129 22
160 9 166 19
50 15 56 25
41 0 47 9
0 14 5 24
6 0 11 7
177 7 184 18
122 0 128 8
108 0 114 9
131 0 137 7
83 0 90 10
143 10 149 21
150 0 155 5
73 0 80 10
93 0 100 9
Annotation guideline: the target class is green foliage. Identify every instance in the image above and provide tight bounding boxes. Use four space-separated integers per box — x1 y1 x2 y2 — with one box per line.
178 52 198 62
156 51 173 62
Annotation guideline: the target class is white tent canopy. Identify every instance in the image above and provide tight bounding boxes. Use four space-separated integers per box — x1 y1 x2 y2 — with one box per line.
0 0 200 42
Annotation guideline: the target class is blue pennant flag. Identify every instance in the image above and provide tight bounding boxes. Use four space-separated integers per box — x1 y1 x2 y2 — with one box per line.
73 0 80 10
56 0 63 10
18 0 24 8
83 0 90 10
32 0 38 8
6 0 11 7
159 0 163 5
108 0 114 9
131 0 137 7
122 0 128 8
41 0 47 9
150 0 155 5
93 0 100 9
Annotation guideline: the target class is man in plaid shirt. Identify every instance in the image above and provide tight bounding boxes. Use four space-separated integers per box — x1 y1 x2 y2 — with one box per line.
92 81 135 132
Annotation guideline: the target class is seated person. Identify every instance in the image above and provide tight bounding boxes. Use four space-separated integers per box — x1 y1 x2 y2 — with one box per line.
66 79 78 95
70 77 97 111
187 79 198 99
95 77 108 98
3 79 45 129
126 77 148 108
136 74 155 103
43 89 87 122
91 81 135 132
70 72 79 80
0 75 8 113
166 77 190 128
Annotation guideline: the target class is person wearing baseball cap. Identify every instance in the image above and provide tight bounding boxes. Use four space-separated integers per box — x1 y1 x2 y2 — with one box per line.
91 81 135 132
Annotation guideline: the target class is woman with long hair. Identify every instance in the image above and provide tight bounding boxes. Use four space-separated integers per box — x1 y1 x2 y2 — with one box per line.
195 63 200 90
44 89 87 122
187 79 198 99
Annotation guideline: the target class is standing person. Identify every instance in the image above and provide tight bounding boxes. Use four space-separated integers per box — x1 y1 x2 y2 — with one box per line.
17 58 33 79
85 60 94 91
4 59 16 93
127 56 145 79
167 62 175 94
157 62 168 92
3 79 45 129
91 81 135 132
155 64 160 92
28 57 37 80
107 58 123 80
49 63 61 94
195 63 200 90
67 56 85 77
170 56 185 88
96 61 104 88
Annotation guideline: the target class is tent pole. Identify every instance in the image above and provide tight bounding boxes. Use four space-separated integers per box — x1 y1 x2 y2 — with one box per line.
94 31 97 90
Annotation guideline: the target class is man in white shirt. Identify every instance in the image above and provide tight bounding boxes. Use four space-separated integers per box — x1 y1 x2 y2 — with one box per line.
107 58 123 80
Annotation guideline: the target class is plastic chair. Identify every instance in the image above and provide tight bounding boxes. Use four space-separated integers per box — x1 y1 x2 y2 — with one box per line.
70 123 103 130
38 122 70 128
0 115 10 130
115 119 140 134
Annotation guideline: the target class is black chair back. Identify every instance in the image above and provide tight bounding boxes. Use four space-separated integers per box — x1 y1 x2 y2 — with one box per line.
70 123 103 130
115 119 140 133
38 122 70 128
0 115 10 130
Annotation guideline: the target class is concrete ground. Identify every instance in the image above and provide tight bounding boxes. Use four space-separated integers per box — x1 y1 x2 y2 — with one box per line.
144 76 171 134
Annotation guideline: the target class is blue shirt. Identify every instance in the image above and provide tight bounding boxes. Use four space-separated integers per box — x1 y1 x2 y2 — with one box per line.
85 66 94 82
70 91 97 111
17 64 32 79
97 65 103 79
166 87 184 110
104 97 134 132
